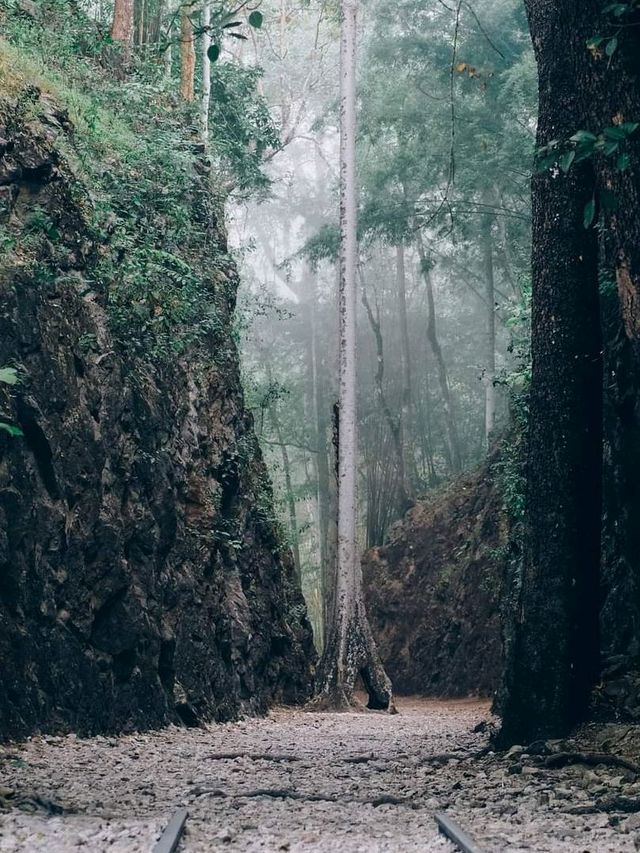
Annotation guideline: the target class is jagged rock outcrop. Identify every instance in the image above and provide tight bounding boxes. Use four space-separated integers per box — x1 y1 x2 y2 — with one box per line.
0 83 314 738
363 456 507 698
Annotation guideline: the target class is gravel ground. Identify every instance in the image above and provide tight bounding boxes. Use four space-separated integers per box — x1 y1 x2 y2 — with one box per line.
0 698 639 851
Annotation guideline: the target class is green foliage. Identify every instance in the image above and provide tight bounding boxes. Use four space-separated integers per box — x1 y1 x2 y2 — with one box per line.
588 0 640 59
0 366 23 437
300 224 340 269
536 121 638 230
103 244 227 359
1 0 280 361
0 367 20 386
536 122 639 173
209 63 280 192
204 5 265 64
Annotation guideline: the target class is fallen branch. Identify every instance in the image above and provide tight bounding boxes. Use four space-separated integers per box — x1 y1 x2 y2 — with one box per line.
544 752 640 775
190 786 409 807
237 788 335 802
369 794 406 806
425 752 465 763
204 752 299 763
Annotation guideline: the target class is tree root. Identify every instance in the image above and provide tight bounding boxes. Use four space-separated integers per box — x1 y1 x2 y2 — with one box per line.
544 751 640 775
305 691 367 713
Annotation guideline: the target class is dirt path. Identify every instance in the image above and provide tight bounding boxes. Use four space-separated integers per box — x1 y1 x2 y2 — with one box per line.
0 698 638 851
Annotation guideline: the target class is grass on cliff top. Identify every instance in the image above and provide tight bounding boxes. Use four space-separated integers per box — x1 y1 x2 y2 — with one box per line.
0 16 231 363
0 36 194 188
0 0 278 361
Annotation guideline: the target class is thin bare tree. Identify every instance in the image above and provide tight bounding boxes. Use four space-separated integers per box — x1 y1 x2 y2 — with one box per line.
312 0 393 711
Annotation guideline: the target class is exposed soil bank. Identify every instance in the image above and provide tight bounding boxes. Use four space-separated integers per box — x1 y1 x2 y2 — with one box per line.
364 456 507 698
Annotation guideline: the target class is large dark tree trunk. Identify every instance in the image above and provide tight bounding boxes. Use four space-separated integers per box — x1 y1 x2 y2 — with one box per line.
499 1 603 745
594 6 640 667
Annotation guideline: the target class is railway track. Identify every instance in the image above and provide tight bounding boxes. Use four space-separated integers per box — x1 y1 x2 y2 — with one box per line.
153 808 188 853
151 807 483 852
435 812 485 853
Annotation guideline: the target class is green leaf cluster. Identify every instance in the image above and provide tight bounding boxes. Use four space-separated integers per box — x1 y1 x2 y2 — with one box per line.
0 367 23 437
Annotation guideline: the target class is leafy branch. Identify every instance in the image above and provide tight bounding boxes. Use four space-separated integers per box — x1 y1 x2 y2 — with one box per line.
587 0 640 61
206 7 263 63
536 121 639 174
536 121 638 228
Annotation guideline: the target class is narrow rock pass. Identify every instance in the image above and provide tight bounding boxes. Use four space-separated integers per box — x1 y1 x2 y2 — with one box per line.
0 699 637 852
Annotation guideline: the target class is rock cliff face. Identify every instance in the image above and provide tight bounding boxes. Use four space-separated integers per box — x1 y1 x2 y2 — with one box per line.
0 86 314 738
363 456 507 698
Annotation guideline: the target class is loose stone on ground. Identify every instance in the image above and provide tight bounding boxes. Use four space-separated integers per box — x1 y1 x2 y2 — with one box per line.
0 699 639 851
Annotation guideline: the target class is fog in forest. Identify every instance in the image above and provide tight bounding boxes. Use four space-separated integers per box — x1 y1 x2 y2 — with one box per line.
229 0 535 644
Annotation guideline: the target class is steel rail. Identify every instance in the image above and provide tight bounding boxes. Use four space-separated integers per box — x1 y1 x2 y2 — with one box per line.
435 812 484 853
153 808 188 853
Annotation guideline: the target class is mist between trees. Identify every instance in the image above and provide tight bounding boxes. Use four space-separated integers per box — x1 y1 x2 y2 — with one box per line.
231 0 534 648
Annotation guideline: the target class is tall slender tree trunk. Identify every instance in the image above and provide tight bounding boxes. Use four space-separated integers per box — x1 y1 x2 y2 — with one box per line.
110 0 134 72
499 0 602 745
180 3 196 102
136 0 145 48
361 283 411 514
111 0 134 44
416 231 463 474
495 188 519 297
481 206 497 446
161 0 174 78
201 0 211 140
396 243 419 491
312 0 392 711
305 282 333 650
266 401 302 582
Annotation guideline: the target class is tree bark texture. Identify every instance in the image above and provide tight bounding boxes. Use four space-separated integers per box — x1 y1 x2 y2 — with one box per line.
111 0 134 44
180 3 196 102
592 5 640 666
